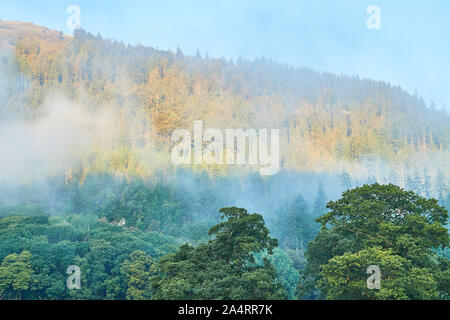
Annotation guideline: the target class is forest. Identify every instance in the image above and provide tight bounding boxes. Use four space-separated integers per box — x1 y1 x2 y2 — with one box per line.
0 21 449 300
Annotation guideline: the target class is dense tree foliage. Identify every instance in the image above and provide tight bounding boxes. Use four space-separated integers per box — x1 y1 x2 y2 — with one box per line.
152 207 285 299
1 21 449 182
0 212 180 300
0 22 449 301
0 250 33 299
299 184 449 300
0 175 448 300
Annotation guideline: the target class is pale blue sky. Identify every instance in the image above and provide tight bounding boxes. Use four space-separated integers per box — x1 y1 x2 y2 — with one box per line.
1 0 449 111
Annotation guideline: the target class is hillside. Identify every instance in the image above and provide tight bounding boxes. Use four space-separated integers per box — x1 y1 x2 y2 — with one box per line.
0 20 69 50
0 21 449 185
0 21 449 302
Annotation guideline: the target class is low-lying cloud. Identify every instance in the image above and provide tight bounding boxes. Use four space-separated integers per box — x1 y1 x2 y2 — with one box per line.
0 95 115 184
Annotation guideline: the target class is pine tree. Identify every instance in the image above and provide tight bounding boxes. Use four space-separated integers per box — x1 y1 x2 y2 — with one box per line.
446 193 450 212
388 169 398 185
423 168 432 198
435 169 447 197
438 191 446 207
339 167 352 191
406 168 422 194
313 181 328 217
286 194 310 253
366 175 377 185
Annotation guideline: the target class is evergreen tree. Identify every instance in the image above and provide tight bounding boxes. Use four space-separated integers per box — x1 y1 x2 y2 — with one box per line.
366 175 377 185
435 169 447 197
423 168 432 198
438 192 446 207
388 169 398 185
406 168 422 194
446 193 450 212
339 167 352 191
313 181 328 217
285 194 311 253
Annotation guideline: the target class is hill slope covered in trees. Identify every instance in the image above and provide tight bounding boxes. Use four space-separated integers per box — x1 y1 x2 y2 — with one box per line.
1 21 449 184
0 21 449 301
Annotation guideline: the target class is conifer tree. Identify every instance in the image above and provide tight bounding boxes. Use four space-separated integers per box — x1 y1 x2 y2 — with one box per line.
423 168 432 198
339 167 352 191
313 181 328 217
435 169 447 197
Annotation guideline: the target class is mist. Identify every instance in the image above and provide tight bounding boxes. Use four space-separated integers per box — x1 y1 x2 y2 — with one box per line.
0 94 116 184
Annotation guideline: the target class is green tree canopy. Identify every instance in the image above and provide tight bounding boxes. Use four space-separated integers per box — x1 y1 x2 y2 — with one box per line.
152 207 285 300
0 250 34 299
121 250 157 300
299 183 449 300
